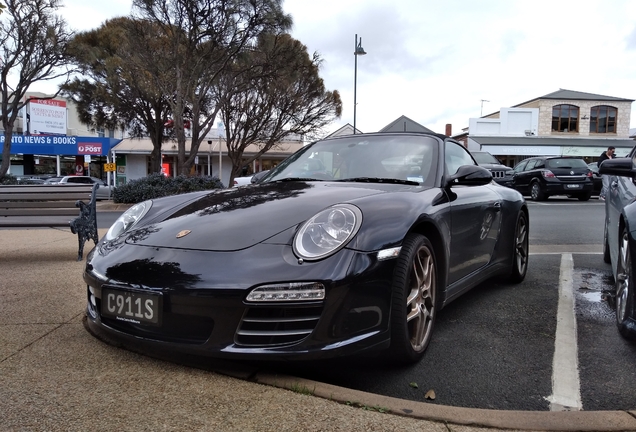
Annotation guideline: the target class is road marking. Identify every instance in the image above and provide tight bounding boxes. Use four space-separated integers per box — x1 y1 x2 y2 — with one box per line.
530 244 602 255
546 253 582 411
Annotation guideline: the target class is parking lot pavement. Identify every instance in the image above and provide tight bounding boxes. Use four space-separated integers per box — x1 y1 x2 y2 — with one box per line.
2 228 636 431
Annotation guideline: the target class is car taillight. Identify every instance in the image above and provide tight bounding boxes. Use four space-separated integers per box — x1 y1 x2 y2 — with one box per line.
542 170 556 178
586 171 593 178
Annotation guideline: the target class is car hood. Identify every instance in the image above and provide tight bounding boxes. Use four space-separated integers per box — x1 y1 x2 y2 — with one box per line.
478 163 513 171
122 181 419 251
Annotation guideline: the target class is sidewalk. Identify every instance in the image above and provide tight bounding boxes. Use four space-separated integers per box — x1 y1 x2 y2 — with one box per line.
1 228 635 431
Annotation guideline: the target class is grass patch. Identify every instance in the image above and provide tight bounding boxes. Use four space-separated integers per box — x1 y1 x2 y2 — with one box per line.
345 401 390 413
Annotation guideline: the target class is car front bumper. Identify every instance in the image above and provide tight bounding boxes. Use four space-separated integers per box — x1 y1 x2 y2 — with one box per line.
83 243 395 361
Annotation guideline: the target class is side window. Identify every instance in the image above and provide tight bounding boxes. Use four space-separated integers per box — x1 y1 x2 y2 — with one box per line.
515 159 528 172
445 142 476 176
525 159 539 170
513 160 528 173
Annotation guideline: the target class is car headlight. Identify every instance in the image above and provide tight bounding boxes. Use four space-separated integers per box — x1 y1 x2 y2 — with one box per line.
104 200 152 241
293 204 362 260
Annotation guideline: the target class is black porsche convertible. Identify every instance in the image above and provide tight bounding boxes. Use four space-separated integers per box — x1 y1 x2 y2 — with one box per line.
84 132 529 364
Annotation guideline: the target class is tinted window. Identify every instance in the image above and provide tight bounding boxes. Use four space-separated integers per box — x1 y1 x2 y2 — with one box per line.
545 158 588 169
67 177 91 184
471 152 500 165
513 160 528 172
525 159 539 170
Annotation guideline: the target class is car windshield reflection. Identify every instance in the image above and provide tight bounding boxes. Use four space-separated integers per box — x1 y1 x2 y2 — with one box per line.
264 135 438 187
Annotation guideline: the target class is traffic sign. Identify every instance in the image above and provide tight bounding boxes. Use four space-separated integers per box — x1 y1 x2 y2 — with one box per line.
104 163 116 172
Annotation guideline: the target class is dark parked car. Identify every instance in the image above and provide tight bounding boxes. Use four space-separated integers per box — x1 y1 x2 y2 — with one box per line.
470 151 514 187
511 156 594 201
83 132 529 364
599 155 636 340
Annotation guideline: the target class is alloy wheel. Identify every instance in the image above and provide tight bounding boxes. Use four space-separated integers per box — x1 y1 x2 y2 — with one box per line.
406 244 436 351
617 230 631 325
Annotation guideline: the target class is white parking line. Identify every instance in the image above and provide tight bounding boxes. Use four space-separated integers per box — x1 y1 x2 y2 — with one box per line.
546 253 582 411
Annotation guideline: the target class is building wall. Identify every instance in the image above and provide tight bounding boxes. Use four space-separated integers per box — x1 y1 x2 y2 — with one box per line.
470 108 538 137
536 99 631 137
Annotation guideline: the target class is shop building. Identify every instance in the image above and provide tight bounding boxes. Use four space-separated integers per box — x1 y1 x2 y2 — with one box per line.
1 92 121 179
465 89 635 166
111 132 305 186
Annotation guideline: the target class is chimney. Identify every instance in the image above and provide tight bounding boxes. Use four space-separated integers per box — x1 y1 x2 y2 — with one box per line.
445 124 452 136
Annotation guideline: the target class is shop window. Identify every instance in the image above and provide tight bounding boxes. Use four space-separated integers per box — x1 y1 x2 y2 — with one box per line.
589 105 617 133
551 104 579 133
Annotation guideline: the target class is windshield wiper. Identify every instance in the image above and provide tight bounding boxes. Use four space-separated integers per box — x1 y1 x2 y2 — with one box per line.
335 177 420 185
275 177 325 182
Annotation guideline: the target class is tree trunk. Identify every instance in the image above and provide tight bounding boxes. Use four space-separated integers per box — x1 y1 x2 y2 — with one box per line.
0 127 15 177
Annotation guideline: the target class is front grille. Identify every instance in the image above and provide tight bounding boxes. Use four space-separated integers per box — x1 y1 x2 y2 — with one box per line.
235 305 323 347
490 170 506 178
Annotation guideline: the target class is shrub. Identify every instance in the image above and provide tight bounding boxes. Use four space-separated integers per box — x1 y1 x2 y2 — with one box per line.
113 173 225 204
0 174 19 185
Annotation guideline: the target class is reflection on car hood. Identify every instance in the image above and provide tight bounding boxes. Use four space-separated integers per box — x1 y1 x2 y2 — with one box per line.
123 181 413 251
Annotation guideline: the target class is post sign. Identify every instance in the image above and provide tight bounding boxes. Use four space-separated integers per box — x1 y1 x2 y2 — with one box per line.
78 142 103 155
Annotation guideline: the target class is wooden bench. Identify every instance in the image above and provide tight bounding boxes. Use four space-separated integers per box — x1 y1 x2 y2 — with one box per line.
0 184 99 261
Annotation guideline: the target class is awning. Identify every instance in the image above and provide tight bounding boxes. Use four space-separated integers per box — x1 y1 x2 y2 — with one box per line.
471 136 636 157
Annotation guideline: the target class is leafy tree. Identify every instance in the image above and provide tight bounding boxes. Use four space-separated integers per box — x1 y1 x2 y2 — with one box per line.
62 17 174 173
131 0 293 176
0 0 72 176
217 33 342 185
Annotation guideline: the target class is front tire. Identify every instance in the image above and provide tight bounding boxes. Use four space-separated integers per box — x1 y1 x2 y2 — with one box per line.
509 211 529 283
388 233 438 364
616 228 636 340
577 192 592 201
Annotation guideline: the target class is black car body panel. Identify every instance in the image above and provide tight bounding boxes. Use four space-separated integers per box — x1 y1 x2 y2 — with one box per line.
84 132 528 361
512 156 594 200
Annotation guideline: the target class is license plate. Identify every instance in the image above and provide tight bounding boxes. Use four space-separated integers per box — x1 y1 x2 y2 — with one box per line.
101 288 161 326
565 184 581 189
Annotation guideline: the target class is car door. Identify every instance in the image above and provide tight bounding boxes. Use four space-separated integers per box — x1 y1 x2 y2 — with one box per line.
606 150 636 273
512 159 530 194
445 142 502 285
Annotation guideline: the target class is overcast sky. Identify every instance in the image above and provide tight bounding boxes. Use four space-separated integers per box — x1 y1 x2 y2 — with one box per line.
35 0 636 136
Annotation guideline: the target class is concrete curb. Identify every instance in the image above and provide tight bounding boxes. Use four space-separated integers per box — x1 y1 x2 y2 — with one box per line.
254 373 636 431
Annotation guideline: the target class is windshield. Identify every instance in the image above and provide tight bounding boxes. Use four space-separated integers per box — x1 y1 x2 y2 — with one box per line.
471 152 501 165
262 135 439 186
545 158 588 169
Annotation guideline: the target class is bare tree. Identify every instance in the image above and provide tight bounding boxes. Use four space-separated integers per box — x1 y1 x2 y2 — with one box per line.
0 0 72 176
132 0 292 176
217 33 342 185
62 18 174 174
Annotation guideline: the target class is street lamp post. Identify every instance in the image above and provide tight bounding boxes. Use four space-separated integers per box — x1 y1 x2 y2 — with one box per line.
353 34 366 135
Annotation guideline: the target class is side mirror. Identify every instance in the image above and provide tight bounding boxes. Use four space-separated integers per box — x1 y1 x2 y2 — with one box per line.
598 157 635 177
251 170 270 184
446 165 493 187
